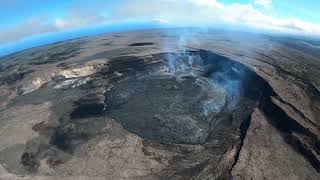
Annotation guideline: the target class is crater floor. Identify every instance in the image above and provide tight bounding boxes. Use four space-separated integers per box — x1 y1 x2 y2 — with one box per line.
106 74 227 144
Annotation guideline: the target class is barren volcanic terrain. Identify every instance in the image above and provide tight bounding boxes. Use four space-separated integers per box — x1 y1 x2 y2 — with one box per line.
0 29 319 180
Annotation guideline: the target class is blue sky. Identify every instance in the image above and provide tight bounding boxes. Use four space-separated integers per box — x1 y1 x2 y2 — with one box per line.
3 0 318 26
0 0 319 56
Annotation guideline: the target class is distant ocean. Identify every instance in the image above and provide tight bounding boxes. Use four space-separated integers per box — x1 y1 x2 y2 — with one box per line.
0 22 167 57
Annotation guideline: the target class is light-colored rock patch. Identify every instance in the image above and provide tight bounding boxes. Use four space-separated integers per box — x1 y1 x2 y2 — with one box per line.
59 66 96 79
54 77 91 89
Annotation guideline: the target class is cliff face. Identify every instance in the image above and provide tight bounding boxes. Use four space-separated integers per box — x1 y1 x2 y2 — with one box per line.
0 29 319 180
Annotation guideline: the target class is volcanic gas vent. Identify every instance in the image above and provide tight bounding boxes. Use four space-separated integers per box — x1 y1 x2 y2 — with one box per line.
105 74 227 144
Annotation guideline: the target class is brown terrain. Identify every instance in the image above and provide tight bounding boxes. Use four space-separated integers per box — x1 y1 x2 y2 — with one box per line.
0 29 319 179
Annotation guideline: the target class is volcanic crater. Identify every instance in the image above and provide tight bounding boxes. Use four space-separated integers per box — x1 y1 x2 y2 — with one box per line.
16 50 276 174
0 30 319 180
104 50 273 146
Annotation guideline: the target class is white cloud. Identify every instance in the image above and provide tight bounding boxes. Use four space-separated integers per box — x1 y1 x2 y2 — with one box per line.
53 1 108 30
0 0 320 44
152 18 169 24
110 0 320 36
188 0 223 9
254 0 272 8
0 1 109 44
0 17 56 44
53 15 106 30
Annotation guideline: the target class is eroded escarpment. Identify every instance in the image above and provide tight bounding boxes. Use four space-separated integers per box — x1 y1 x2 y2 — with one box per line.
0 40 85 111
1 49 319 179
